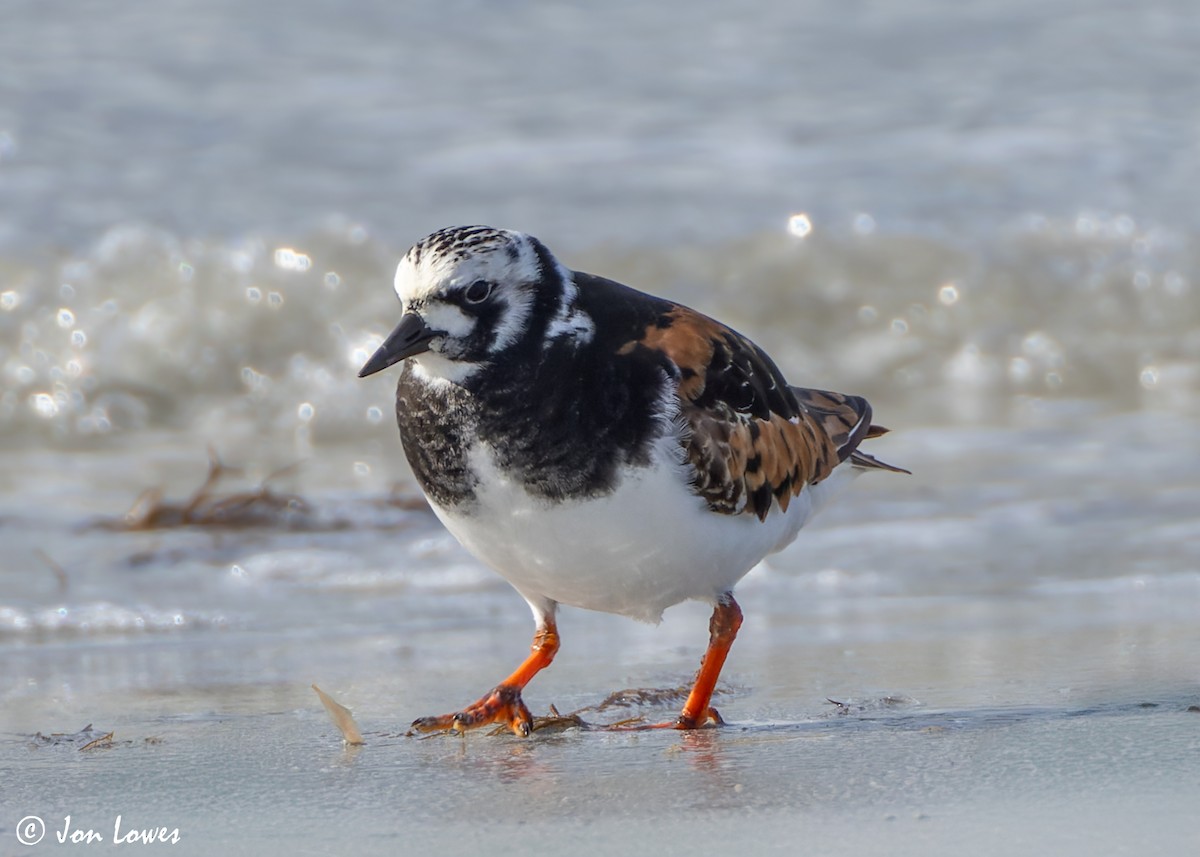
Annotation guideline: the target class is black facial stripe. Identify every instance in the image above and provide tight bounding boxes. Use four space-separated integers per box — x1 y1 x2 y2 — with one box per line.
528 236 569 326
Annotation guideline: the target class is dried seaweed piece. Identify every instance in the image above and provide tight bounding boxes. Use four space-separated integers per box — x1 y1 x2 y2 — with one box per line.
584 686 694 712
312 684 365 745
30 724 109 749
27 725 155 750
102 447 314 531
600 715 647 729
79 731 115 752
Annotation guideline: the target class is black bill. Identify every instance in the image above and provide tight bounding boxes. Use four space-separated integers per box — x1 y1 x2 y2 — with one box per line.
357 312 437 378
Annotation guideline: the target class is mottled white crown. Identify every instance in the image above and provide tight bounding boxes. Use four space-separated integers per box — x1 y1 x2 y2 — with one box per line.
394 226 541 307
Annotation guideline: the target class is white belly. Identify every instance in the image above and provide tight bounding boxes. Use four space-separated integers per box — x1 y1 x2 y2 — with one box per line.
428 437 859 623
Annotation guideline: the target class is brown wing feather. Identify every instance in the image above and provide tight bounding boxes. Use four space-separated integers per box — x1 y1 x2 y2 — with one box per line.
619 304 902 521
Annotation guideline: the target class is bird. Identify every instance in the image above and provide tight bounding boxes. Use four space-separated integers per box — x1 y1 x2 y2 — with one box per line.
358 225 907 735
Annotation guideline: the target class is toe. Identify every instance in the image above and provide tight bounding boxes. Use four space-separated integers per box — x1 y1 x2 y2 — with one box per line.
410 714 455 733
508 697 533 736
410 685 534 736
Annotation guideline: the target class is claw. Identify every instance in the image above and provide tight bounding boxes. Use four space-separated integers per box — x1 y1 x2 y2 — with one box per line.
674 706 724 729
410 685 534 736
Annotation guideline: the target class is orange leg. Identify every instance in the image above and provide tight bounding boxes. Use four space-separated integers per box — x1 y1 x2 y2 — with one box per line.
674 594 743 729
410 619 560 737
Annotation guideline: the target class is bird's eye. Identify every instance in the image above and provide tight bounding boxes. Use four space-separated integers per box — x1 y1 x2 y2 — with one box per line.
464 279 493 304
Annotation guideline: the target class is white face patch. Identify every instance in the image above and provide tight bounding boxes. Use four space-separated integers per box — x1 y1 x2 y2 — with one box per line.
419 301 473 339
488 287 534 354
409 352 483 385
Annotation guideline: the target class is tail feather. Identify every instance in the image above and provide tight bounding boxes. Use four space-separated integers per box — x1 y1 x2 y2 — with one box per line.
849 449 911 474
790 386 910 476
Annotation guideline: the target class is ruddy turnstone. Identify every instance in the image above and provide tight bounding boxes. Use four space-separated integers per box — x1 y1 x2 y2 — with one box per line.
359 225 907 735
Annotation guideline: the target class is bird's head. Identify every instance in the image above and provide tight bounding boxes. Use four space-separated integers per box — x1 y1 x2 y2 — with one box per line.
358 226 591 384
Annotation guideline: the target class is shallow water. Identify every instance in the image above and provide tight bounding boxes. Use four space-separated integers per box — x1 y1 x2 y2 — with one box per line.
2 0 1199 251
3 0 1200 854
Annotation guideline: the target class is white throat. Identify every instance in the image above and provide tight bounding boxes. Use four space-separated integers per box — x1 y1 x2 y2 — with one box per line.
408 352 483 386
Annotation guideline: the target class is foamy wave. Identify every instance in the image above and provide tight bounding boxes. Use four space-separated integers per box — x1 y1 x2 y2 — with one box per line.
2 216 1196 446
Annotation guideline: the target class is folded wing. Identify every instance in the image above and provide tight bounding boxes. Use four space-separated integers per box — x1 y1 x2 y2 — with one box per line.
619 304 906 521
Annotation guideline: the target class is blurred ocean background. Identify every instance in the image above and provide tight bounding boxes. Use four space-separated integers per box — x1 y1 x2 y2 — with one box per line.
1 1 1198 853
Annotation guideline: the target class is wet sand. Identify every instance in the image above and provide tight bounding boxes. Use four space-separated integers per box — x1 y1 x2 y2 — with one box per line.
4 417 1200 854
4 581 1198 856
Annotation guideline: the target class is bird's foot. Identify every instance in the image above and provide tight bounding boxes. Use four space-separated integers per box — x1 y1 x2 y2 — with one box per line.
409 684 533 737
674 706 725 729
